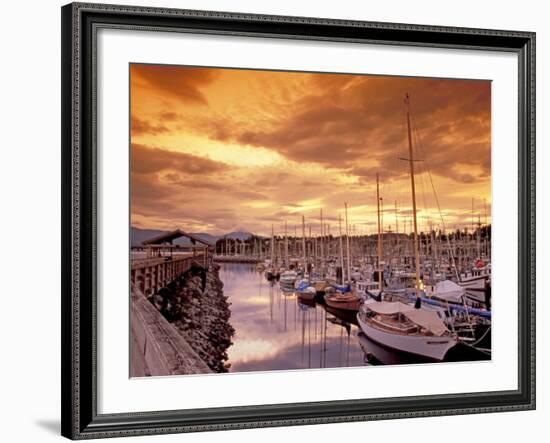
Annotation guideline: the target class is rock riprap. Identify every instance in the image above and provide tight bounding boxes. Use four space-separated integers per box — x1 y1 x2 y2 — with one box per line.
150 262 234 372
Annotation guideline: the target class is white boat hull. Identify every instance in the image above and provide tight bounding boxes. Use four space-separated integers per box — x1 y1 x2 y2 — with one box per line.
356 313 457 361
458 275 488 290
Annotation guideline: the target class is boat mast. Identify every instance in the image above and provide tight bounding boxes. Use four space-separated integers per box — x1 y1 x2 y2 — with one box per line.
471 198 475 241
430 220 436 282
302 215 307 271
405 94 422 297
477 213 481 258
376 173 383 292
270 224 275 265
320 208 324 273
394 199 400 259
394 200 399 234
345 202 351 284
483 198 488 258
338 213 344 284
284 220 289 267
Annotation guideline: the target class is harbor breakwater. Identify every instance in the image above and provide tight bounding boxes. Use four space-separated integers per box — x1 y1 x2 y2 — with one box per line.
150 263 235 373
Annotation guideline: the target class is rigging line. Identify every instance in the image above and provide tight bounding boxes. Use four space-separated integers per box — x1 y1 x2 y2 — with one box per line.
411 118 460 280
409 118 430 233
411 121 443 227
390 103 411 233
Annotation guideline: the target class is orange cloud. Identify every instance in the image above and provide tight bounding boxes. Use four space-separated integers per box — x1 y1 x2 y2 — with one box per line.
130 64 491 235
131 143 229 175
131 64 218 105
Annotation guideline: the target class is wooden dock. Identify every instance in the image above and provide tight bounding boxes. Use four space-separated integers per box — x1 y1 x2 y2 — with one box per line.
131 253 206 297
130 283 211 377
213 255 261 264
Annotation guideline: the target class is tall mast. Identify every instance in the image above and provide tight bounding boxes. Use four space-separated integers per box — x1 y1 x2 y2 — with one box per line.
405 94 421 295
477 213 481 258
483 198 488 256
270 224 274 264
376 173 383 292
394 199 400 257
302 215 306 270
284 220 288 267
430 220 436 282
344 202 351 284
309 225 312 260
338 213 344 284
319 208 324 271
394 200 399 234
471 198 475 239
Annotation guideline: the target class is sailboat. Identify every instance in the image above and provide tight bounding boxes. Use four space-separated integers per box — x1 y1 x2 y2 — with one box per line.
356 301 457 361
356 93 458 361
280 268 298 288
295 278 316 301
264 225 280 281
324 203 362 312
457 261 491 306
424 279 466 304
324 285 361 311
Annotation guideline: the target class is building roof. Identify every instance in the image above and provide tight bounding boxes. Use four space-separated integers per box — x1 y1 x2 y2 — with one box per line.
141 229 213 246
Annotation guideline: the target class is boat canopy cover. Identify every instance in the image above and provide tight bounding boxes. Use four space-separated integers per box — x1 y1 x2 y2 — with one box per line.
366 301 414 315
403 309 448 336
434 280 465 302
334 284 352 293
297 282 315 292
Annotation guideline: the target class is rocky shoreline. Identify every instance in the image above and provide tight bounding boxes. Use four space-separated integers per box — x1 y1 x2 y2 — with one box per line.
149 263 235 373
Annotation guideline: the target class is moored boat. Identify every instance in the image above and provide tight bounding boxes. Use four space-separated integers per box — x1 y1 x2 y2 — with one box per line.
264 267 280 281
457 261 491 290
324 286 361 311
295 279 317 301
424 279 465 304
356 301 458 361
280 269 298 286
356 280 381 300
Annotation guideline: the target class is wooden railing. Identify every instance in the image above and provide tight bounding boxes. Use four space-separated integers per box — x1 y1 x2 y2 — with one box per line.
131 253 205 296
213 254 261 263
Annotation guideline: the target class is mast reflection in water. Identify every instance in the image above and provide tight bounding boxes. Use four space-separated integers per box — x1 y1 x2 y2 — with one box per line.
220 263 365 372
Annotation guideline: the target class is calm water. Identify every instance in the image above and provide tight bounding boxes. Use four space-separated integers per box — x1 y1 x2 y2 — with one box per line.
219 263 488 372
219 263 368 373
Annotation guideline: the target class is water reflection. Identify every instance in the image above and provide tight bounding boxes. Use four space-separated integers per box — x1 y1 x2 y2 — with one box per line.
220 263 486 373
220 263 365 372
357 332 425 365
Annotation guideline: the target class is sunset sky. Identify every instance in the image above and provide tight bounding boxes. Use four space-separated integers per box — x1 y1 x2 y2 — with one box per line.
130 64 491 237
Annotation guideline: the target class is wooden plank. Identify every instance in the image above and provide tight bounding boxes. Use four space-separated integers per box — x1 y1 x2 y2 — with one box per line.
130 285 211 376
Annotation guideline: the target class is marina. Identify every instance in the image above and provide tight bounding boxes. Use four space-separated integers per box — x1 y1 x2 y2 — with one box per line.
130 248 490 376
129 71 493 375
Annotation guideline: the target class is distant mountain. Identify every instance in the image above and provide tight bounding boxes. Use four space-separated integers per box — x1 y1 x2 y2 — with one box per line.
131 227 167 247
191 233 219 244
130 226 254 247
221 231 253 241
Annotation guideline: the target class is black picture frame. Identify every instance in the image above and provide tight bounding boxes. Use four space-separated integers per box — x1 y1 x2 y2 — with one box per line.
61 2 536 439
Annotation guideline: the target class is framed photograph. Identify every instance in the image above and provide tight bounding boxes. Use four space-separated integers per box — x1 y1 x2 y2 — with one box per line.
61 2 536 439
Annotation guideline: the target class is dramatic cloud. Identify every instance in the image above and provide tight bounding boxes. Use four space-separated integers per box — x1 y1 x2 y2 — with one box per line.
131 117 169 136
130 65 491 235
228 75 491 181
131 64 218 105
131 143 229 175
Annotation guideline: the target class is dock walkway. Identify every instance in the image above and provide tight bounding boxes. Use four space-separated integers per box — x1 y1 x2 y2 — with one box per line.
131 283 211 376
